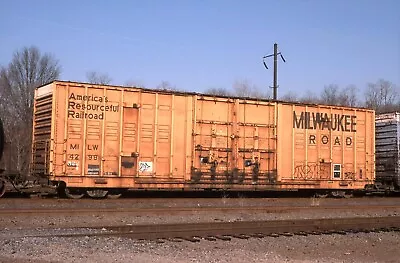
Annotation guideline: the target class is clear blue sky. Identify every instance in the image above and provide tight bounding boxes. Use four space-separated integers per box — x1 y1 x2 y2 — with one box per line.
0 0 399 98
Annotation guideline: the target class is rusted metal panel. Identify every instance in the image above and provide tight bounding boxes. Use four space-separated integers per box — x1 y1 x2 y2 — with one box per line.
32 81 375 191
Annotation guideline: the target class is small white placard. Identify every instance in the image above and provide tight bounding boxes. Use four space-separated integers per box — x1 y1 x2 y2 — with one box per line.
138 161 153 173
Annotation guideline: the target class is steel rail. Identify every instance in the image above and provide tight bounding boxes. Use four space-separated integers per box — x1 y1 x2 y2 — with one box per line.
24 216 400 241
1 204 400 215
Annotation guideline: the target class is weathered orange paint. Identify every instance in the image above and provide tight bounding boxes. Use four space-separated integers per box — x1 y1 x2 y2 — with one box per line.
31 81 375 191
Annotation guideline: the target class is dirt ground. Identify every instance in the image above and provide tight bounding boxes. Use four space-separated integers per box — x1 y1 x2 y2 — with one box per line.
0 197 399 263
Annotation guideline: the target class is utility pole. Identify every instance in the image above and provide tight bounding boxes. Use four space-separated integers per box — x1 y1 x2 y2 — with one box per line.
273 43 278 100
263 43 286 100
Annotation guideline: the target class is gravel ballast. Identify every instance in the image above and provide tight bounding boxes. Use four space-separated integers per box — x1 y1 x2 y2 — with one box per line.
1 197 399 262
1 232 399 263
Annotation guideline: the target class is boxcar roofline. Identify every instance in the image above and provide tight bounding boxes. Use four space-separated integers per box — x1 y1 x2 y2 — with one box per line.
36 80 373 112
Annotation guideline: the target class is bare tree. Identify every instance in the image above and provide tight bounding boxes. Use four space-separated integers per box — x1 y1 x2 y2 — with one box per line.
338 85 359 107
232 79 269 99
0 46 61 176
156 80 184 92
364 79 398 112
86 71 112 85
124 79 145 88
204 87 232 96
299 90 320 104
280 91 298 102
320 84 341 105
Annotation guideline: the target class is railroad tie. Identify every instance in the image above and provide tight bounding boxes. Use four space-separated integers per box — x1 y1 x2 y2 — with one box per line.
231 234 250 239
214 235 231 241
370 228 386 233
182 236 201 242
155 238 167 243
168 237 184 242
249 233 265 238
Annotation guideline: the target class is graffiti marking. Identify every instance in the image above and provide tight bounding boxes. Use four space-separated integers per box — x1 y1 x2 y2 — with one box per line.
139 162 153 172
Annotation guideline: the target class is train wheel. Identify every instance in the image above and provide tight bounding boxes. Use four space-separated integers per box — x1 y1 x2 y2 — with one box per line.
315 191 328 198
86 189 108 199
0 179 6 198
65 188 84 199
107 193 122 199
344 192 354 198
107 189 124 199
330 190 346 198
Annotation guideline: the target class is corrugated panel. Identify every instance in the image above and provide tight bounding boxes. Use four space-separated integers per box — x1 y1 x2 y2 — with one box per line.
31 93 53 175
375 112 400 187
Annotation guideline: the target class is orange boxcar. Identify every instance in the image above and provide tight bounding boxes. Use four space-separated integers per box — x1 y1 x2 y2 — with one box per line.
31 81 375 198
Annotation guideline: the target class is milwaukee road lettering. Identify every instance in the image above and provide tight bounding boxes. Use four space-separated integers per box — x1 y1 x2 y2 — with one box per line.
68 93 119 119
293 111 356 132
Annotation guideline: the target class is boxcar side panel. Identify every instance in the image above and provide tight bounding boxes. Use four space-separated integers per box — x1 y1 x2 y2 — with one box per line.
121 90 140 177
236 100 277 184
184 96 194 181
49 82 195 189
155 93 173 178
171 95 189 179
38 81 375 192
102 88 122 178
190 97 278 189
277 104 374 190
138 92 156 177
53 83 71 177
192 97 234 184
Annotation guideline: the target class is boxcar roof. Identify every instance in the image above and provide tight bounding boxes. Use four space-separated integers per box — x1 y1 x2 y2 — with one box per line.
37 80 374 112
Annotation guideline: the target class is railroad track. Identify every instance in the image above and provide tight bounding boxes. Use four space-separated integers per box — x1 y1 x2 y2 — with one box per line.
1 204 400 215
26 216 400 242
